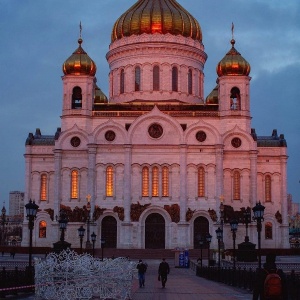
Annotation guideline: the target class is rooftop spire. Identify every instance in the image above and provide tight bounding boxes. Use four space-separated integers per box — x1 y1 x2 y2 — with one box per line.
231 22 235 40
79 21 82 39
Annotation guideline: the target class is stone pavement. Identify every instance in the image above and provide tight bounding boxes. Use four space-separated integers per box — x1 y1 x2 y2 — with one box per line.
13 259 252 300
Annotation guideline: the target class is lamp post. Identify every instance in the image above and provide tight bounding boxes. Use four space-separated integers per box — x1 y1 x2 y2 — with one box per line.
252 201 265 269
25 199 39 269
219 198 225 249
56 210 68 243
206 233 212 266
1 205 9 246
101 238 105 261
198 236 204 268
230 219 238 269
243 208 251 242
85 196 93 249
216 227 223 269
77 225 85 254
91 232 97 257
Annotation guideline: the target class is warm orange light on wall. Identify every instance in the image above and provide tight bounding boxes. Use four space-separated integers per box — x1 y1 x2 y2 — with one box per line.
151 23 162 33
106 166 114 197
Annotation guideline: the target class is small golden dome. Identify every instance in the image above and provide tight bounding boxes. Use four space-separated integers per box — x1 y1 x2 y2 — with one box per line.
216 39 250 77
206 85 219 104
63 38 97 76
111 0 202 42
94 85 108 104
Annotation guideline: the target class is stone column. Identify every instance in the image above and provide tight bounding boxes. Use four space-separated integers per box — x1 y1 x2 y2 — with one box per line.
54 149 62 218
87 144 97 213
215 145 224 216
249 150 258 207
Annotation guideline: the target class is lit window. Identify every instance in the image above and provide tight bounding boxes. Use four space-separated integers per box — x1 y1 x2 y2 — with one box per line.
233 171 240 200
106 166 114 197
172 66 178 92
152 166 159 197
188 69 193 95
153 66 160 91
72 86 82 109
39 221 47 238
71 170 78 199
40 174 47 201
135 66 141 91
162 166 169 197
198 167 205 197
265 222 273 239
265 175 272 202
120 69 125 94
142 167 149 197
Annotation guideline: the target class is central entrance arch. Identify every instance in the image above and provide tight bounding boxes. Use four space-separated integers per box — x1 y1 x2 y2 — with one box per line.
101 216 117 248
193 216 209 249
145 213 165 249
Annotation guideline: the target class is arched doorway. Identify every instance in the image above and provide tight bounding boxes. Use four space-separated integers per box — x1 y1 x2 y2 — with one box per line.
193 216 209 249
145 213 165 249
101 216 117 248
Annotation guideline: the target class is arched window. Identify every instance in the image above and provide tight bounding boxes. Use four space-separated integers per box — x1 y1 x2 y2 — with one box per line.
162 166 169 197
265 222 273 239
188 69 193 95
39 221 47 238
72 86 82 109
172 66 178 92
135 66 141 91
153 65 160 91
152 166 159 197
120 69 125 94
40 174 47 201
233 171 240 200
230 87 241 110
142 167 149 197
71 170 78 199
198 167 205 197
106 166 114 197
265 175 272 202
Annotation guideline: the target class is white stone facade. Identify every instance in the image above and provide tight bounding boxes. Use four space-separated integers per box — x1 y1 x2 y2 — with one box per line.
22 1 289 252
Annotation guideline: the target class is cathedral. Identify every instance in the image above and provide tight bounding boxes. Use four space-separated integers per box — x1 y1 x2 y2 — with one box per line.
22 0 289 251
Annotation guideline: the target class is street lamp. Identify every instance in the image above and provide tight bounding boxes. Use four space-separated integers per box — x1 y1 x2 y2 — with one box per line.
25 199 39 269
77 225 85 254
219 198 225 249
85 196 94 249
91 232 97 257
198 236 204 268
243 208 251 242
230 219 238 269
56 209 68 243
101 238 105 261
252 201 265 269
206 233 212 266
1 205 9 246
215 227 223 269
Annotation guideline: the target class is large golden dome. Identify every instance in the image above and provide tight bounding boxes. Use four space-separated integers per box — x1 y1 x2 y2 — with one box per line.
63 38 97 76
111 0 202 42
217 39 250 77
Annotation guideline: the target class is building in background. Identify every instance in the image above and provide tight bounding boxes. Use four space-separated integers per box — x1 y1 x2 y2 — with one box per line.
22 0 289 250
9 191 24 217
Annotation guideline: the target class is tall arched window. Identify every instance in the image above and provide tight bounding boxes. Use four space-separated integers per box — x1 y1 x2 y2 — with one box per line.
188 69 193 95
198 167 205 197
40 174 47 201
233 171 240 200
153 65 160 91
172 66 178 92
106 166 114 197
72 86 82 109
135 66 141 91
71 170 78 199
265 175 272 202
120 69 125 94
265 222 273 239
230 87 241 110
39 221 47 238
152 166 159 197
162 166 169 197
142 167 149 197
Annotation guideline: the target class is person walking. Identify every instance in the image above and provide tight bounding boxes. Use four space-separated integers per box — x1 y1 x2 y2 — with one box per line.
158 258 170 288
137 259 147 288
252 254 287 300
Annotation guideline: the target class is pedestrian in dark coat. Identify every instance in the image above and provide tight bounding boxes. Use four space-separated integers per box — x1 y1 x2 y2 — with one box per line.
158 258 170 288
137 259 147 288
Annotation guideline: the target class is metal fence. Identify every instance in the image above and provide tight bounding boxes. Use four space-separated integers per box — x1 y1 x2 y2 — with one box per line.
196 265 300 300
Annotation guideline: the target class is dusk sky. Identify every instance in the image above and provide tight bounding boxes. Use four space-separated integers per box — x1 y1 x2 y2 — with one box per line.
1 0 299 209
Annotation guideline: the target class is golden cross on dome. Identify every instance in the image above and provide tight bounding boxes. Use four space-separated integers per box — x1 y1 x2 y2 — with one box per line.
79 21 82 38
231 22 234 39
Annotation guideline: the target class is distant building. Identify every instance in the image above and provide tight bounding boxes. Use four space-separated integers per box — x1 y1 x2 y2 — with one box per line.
22 0 289 250
9 191 24 217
